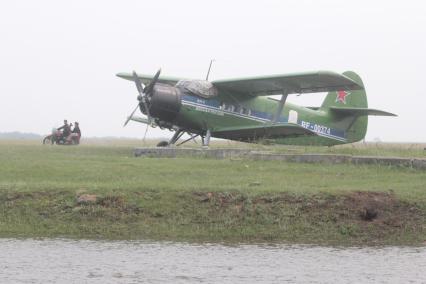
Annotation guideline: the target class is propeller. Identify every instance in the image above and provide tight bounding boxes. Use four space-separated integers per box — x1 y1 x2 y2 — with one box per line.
144 69 161 95
123 69 162 127
123 104 140 127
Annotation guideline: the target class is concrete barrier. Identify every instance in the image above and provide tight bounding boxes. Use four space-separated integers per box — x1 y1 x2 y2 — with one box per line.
134 148 252 158
412 159 426 170
133 147 426 170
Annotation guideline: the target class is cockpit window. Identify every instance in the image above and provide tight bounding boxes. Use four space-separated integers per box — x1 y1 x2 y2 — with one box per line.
175 80 218 98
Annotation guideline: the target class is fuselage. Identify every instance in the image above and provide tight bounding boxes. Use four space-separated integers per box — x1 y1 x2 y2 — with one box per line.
148 84 349 146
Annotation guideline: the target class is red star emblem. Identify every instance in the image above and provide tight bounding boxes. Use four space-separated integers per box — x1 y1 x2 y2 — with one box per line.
335 90 350 104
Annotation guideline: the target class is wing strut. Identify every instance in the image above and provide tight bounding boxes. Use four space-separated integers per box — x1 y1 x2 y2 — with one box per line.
272 91 288 123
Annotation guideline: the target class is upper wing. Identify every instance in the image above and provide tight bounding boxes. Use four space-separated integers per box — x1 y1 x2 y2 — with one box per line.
212 123 317 142
212 71 363 96
116 72 183 86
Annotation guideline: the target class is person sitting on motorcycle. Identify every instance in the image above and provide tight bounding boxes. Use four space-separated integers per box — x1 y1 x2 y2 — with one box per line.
57 119 71 141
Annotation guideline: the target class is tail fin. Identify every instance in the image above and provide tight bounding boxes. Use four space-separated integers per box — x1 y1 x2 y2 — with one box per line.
321 71 368 109
321 71 368 143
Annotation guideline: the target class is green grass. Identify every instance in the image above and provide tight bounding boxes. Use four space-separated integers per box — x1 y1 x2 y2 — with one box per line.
0 141 425 245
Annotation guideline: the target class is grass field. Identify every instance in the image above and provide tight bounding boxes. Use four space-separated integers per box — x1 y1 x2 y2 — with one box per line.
82 138 426 158
0 140 425 245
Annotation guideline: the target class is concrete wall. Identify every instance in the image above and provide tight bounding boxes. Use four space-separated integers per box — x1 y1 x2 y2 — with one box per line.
134 148 426 170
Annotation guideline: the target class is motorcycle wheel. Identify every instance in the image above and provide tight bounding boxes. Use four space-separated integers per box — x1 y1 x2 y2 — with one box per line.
43 136 52 145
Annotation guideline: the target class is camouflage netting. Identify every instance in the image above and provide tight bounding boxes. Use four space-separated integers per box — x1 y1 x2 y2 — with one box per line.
175 80 218 98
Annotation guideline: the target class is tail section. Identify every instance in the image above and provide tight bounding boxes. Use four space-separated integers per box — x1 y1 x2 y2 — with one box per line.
321 71 369 143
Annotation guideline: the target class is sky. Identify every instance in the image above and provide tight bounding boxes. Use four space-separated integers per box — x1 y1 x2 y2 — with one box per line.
0 0 425 142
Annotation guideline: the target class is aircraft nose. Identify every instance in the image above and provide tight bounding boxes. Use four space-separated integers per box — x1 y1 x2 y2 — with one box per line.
149 85 182 122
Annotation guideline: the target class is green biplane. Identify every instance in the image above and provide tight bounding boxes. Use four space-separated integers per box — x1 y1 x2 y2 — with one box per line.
117 69 396 147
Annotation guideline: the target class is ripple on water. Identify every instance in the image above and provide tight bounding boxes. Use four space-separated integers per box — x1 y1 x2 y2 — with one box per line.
0 239 425 283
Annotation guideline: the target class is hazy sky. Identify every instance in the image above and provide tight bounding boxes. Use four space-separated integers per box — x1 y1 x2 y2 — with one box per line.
1 0 425 142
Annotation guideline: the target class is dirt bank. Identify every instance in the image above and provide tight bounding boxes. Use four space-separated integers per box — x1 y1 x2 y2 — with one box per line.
1 190 424 245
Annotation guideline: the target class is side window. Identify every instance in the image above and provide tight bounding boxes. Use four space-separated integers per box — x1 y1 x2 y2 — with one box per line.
241 107 251 116
220 103 251 116
225 104 234 112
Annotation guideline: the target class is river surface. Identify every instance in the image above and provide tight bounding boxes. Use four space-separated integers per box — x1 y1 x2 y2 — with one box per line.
0 239 425 283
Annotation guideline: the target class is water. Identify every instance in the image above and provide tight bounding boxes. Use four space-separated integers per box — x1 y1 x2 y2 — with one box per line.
0 239 425 283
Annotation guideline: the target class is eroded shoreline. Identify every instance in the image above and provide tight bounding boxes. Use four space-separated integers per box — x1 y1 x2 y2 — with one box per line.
1 190 424 245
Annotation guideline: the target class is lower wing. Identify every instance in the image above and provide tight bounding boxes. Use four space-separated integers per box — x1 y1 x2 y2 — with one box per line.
212 123 317 141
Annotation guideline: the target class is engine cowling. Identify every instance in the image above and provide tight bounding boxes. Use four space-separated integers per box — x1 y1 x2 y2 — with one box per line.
146 83 182 122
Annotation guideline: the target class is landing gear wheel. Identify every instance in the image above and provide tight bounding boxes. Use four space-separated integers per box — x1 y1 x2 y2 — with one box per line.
157 141 169 147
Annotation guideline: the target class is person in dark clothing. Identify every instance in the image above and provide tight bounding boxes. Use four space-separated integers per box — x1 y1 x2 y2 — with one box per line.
72 122 81 136
57 119 71 141
58 119 71 141
67 122 81 144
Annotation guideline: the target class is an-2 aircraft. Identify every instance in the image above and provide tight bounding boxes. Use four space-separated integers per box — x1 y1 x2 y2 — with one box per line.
117 68 396 147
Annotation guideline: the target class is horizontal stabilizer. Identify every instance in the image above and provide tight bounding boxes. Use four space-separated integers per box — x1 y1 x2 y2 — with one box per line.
329 107 397 117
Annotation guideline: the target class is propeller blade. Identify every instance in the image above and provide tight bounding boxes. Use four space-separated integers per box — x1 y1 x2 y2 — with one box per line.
140 96 151 122
132 71 152 122
144 68 161 96
152 68 161 82
132 71 145 95
123 104 140 127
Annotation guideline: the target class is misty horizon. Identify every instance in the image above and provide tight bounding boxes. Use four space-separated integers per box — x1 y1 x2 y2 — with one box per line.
1 0 425 142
